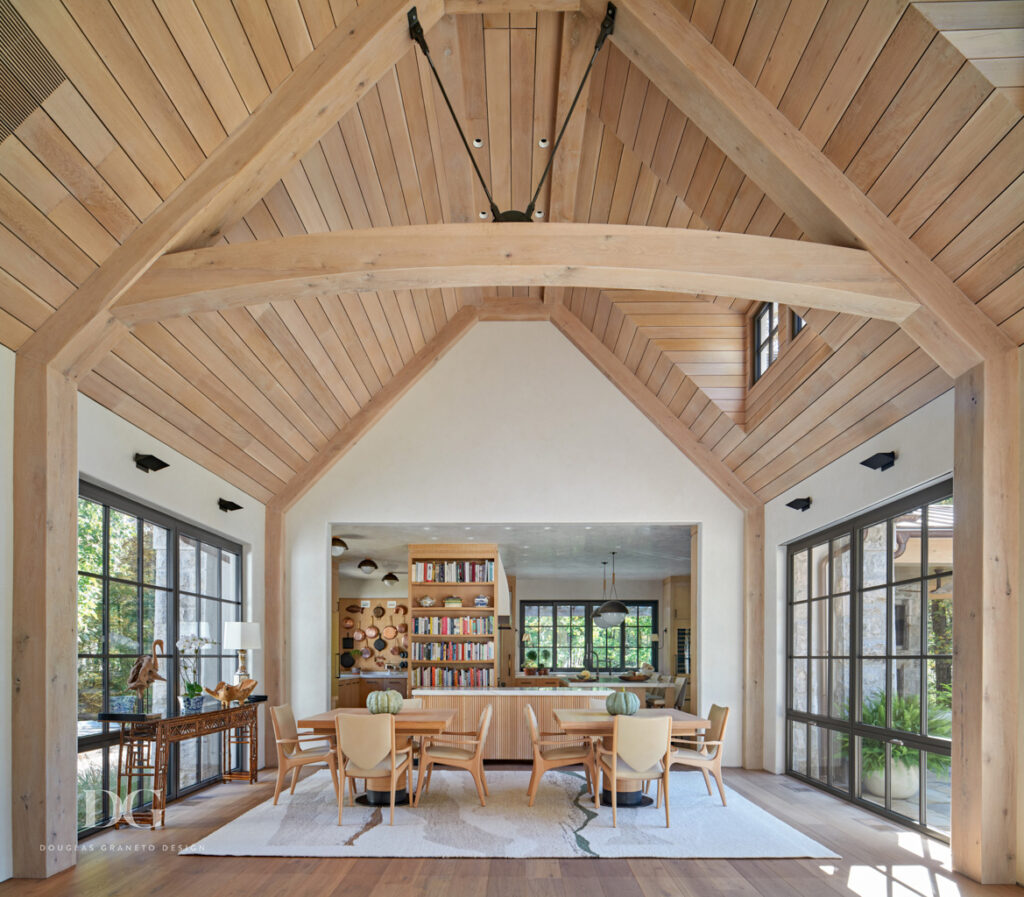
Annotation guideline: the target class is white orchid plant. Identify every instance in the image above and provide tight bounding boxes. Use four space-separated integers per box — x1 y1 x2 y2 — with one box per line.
176 634 214 698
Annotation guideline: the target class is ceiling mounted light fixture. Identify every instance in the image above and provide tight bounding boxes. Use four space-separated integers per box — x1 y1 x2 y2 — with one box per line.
331 537 348 557
358 558 378 574
217 498 243 512
594 552 628 628
409 3 616 222
382 572 399 586
786 497 812 512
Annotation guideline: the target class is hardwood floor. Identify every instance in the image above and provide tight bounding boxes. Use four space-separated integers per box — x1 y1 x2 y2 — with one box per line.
0 767 1018 896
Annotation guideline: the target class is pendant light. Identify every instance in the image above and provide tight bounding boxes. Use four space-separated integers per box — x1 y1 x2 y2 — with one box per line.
409 3 616 222
594 551 628 628
331 537 348 557
382 571 399 586
358 558 378 574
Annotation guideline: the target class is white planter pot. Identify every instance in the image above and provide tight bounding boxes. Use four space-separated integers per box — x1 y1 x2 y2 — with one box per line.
864 760 919 800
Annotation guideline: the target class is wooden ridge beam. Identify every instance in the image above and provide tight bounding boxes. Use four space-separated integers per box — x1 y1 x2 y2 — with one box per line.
550 303 759 512
609 0 1013 376
16 0 445 380
115 225 918 325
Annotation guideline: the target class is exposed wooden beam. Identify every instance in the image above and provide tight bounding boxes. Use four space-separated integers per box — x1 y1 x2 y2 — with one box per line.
11 357 78 877
15 0 445 380
743 505 765 771
550 303 759 512
271 306 481 512
116 225 918 325
952 350 1021 884
609 0 1014 376
446 0 580 10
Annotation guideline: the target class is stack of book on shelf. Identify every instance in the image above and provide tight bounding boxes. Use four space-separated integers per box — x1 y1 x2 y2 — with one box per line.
412 616 494 635
412 560 495 583
411 642 495 661
412 667 494 688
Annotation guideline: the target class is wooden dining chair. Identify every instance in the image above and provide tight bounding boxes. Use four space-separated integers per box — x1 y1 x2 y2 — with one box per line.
334 712 412 825
647 675 688 711
594 714 673 827
269 703 340 805
524 704 596 805
663 704 730 806
415 704 493 807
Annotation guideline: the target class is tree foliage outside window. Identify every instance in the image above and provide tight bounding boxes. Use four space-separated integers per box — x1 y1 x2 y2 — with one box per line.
520 601 657 671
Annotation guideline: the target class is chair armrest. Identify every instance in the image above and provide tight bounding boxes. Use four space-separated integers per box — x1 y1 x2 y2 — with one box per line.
296 733 331 742
535 737 590 748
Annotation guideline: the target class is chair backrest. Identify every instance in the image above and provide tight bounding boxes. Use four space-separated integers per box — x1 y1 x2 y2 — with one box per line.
270 704 298 757
336 712 394 770
672 676 689 711
613 714 672 772
588 697 608 711
523 704 540 746
474 704 494 758
706 704 730 749
401 698 423 710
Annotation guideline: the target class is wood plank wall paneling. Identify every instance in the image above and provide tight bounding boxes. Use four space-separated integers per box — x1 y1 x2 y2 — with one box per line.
0 0 1018 507
419 691 597 760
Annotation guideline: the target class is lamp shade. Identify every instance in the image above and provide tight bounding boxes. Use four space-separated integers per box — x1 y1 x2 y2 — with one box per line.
223 621 262 651
593 600 628 628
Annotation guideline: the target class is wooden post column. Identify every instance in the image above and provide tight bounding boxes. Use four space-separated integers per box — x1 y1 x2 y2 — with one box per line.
263 503 286 767
743 505 765 770
952 350 1021 883
11 356 79 877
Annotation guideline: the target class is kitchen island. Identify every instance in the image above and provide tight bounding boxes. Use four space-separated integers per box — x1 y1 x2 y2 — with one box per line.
412 686 613 760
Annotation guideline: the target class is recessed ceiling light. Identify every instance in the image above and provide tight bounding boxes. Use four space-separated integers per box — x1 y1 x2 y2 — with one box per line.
464 526 472 531
504 526 512 531
585 526 592 530
543 526 552 531
423 526 431 531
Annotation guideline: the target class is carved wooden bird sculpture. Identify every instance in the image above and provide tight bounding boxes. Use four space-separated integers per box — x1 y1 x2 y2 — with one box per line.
204 679 258 708
127 639 165 698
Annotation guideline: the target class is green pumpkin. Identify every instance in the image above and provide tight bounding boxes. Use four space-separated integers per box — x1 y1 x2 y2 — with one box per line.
366 689 404 714
606 691 640 716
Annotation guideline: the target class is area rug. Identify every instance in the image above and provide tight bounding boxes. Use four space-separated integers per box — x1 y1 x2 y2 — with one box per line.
181 770 837 859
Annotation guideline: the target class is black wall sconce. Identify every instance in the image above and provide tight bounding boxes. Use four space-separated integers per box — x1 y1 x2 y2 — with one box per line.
218 498 243 512
786 497 812 512
860 451 897 471
134 453 169 473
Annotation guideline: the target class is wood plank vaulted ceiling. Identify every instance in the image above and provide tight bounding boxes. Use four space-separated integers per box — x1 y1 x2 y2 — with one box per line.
0 0 1021 505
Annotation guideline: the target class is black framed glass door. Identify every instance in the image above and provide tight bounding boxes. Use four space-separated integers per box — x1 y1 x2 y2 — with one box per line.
787 481 953 838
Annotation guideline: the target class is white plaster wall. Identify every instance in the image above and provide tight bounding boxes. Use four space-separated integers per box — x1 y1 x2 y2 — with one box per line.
762 390 955 773
285 322 746 764
78 395 267 764
0 346 13 882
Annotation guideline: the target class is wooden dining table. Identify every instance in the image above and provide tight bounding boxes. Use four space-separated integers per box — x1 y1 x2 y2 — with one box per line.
297 707 456 806
553 707 711 807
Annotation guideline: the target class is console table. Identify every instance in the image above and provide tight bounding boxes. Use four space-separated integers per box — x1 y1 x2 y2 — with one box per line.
100 701 259 828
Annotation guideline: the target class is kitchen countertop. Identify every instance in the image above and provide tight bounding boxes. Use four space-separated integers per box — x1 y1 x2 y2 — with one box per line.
412 687 613 696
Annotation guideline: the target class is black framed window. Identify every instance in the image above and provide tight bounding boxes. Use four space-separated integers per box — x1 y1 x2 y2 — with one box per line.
786 481 953 840
76 481 243 836
753 302 780 381
519 601 657 671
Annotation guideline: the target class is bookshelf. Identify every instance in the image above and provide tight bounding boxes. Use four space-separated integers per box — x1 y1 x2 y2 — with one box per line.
408 543 499 689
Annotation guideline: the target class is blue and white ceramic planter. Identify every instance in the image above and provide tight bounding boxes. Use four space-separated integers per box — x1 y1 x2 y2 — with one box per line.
180 695 205 714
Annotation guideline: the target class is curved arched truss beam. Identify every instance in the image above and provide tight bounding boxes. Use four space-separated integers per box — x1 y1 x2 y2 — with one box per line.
114 224 917 325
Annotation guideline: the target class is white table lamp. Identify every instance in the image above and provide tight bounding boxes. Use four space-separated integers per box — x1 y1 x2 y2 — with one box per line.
223 621 262 684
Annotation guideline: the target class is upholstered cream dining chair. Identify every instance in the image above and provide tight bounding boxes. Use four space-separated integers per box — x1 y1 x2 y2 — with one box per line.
594 713 673 827
334 711 412 825
269 703 340 805
663 703 730 806
415 703 493 807
524 704 596 805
